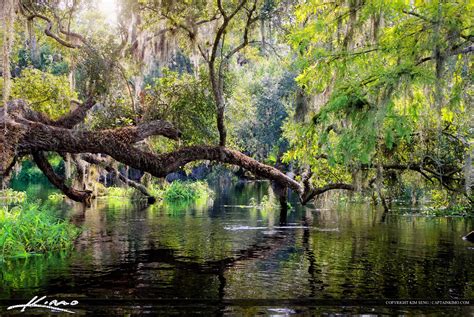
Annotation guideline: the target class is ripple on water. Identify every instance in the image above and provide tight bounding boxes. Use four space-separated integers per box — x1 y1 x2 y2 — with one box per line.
224 225 309 231
2 182 473 312
267 308 297 314
224 225 339 232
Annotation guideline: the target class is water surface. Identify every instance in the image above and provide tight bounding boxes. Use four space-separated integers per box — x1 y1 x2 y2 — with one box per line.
1 182 473 315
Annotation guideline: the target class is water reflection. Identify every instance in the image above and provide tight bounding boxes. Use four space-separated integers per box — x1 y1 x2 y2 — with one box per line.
0 182 473 315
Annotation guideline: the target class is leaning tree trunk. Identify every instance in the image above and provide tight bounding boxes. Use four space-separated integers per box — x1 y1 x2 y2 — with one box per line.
0 99 354 205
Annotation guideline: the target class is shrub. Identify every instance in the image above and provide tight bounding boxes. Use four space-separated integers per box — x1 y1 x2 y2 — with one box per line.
47 192 65 203
0 189 27 203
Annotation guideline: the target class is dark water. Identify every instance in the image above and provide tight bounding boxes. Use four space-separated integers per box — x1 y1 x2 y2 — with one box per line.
1 182 473 315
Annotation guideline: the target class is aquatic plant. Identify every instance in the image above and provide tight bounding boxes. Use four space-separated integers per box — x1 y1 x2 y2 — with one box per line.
163 181 213 203
148 183 164 198
105 186 135 198
97 186 136 208
394 189 474 217
422 205 472 217
0 203 80 259
249 194 282 212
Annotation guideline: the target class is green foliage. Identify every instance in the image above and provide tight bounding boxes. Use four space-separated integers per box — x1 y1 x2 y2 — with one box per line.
424 189 472 216
162 181 213 203
0 189 26 203
283 0 472 202
143 68 218 145
249 194 278 211
16 44 70 75
105 186 136 198
47 192 66 204
397 184 424 204
74 45 122 99
97 186 137 207
88 96 136 129
97 182 211 206
3 0 470 213
0 204 80 260
13 157 63 183
13 160 43 182
422 205 471 217
227 58 296 161
10 69 77 119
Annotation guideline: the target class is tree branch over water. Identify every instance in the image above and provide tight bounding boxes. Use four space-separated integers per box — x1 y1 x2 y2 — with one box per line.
0 99 356 205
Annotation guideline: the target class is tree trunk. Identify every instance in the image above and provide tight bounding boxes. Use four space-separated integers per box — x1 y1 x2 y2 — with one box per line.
33 152 93 206
1 99 355 205
27 18 39 65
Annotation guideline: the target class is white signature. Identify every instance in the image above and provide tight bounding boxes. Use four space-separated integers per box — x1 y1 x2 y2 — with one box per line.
7 296 79 314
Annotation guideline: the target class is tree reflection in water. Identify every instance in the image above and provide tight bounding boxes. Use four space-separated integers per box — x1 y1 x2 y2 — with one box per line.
0 182 473 315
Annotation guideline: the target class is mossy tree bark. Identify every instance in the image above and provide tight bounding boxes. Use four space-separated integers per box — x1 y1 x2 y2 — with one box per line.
0 99 356 205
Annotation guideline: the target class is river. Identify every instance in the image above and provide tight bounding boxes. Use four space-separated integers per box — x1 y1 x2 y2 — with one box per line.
1 182 473 315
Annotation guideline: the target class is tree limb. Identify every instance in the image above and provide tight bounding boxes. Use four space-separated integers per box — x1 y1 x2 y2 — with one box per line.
81 154 156 203
402 9 435 24
223 0 259 61
20 121 302 195
52 98 95 128
301 183 355 205
2 100 379 206
26 14 82 49
32 151 92 205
